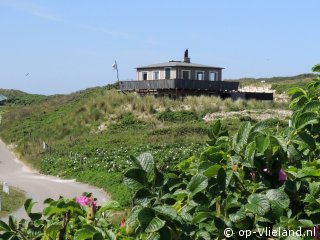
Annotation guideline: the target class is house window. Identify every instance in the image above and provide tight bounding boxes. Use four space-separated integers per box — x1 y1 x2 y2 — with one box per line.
196 71 204 80
209 72 218 81
142 72 148 80
182 70 190 80
153 71 160 80
165 68 171 79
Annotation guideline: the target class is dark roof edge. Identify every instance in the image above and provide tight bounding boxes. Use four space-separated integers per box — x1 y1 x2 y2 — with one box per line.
135 64 224 69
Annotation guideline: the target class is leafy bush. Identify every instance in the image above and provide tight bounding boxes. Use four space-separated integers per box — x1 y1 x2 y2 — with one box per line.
156 109 199 122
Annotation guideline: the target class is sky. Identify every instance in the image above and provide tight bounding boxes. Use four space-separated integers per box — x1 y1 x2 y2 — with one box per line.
0 0 319 95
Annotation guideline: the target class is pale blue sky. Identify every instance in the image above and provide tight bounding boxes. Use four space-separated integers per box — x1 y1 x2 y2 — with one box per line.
0 0 319 94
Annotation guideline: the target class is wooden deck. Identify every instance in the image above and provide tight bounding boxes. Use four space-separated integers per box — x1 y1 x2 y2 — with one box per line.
119 79 239 92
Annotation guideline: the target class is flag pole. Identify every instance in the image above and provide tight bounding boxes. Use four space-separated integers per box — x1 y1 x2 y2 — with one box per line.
113 60 126 94
115 60 119 83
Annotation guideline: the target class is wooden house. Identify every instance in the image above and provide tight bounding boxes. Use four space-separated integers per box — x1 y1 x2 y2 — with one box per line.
119 50 239 98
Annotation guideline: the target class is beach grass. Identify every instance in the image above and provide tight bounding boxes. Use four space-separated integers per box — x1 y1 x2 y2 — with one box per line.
0 184 26 218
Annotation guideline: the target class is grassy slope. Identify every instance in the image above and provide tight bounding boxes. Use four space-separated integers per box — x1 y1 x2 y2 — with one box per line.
0 185 26 217
0 75 310 205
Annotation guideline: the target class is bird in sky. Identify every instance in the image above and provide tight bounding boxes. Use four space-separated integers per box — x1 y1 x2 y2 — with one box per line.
25 73 30 77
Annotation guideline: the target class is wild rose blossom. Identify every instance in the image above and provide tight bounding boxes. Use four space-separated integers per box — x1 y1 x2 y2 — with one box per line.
121 218 126 228
76 196 91 206
278 168 287 183
76 196 97 212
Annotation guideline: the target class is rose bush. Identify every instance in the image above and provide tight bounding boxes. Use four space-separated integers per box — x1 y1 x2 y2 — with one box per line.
1 64 320 239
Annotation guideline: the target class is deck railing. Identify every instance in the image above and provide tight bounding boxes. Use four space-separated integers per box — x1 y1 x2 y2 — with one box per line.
119 79 239 92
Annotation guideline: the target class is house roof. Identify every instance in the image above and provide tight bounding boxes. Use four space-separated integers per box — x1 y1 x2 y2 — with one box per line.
136 61 224 69
0 94 8 101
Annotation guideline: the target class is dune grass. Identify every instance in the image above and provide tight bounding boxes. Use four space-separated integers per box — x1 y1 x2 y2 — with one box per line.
0 185 26 218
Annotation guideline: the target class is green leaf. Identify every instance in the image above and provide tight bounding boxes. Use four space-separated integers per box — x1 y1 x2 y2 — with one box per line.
97 201 120 214
287 87 307 98
136 152 155 180
74 225 100 240
297 167 320 178
24 198 36 215
244 141 255 167
105 230 117 240
138 208 155 229
251 121 274 133
46 224 63 234
0 220 11 231
197 231 211 240
8 216 16 231
302 100 320 112
229 207 246 223
153 205 177 220
246 194 270 216
233 122 251 153
294 111 319 130
187 174 208 197
145 217 166 233
312 64 320 72
134 188 153 205
126 207 141 234
255 134 270 153
43 205 65 217
298 131 316 150
271 136 287 153
309 182 320 196
193 212 215 224
208 120 222 140
124 168 147 189
203 164 222 178
266 189 290 209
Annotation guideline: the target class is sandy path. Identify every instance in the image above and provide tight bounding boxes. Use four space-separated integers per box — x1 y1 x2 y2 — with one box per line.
0 140 110 220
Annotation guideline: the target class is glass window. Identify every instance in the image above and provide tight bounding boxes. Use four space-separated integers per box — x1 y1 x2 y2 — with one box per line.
142 72 147 80
153 71 160 80
196 72 204 80
182 70 190 80
209 72 217 81
165 68 171 79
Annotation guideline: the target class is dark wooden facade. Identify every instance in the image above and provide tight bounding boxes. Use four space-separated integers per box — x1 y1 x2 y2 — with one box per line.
119 79 239 93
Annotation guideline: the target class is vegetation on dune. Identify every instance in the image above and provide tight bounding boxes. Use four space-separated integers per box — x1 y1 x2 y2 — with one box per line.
0 79 291 205
229 74 314 94
1 66 320 239
0 185 26 218
0 89 47 106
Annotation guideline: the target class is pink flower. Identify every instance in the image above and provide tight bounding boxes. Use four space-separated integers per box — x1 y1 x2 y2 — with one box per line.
121 218 126 228
250 171 257 180
76 196 97 212
91 200 97 213
278 169 287 183
76 196 90 206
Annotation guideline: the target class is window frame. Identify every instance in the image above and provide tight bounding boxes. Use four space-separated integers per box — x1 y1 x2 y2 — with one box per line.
164 67 171 80
142 72 148 80
153 70 160 80
209 71 218 81
196 71 205 80
181 70 191 80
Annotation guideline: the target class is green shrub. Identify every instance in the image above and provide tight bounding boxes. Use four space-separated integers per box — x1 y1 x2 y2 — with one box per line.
156 109 199 122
